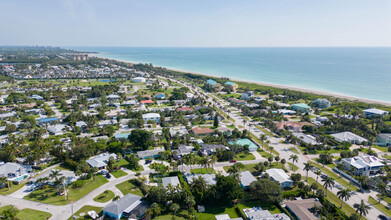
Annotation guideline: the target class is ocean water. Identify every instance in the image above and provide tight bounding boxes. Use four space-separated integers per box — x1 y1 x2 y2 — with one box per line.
71 47 391 103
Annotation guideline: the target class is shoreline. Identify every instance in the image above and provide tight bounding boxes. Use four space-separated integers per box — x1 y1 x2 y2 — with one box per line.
91 53 391 106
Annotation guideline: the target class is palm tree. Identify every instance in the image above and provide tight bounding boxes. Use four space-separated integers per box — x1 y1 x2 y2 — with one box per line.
210 155 218 170
314 170 322 183
260 134 267 149
353 200 370 218
337 189 351 208
303 162 313 182
322 176 335 197
170 203 180 216
358 175 367 192
49 170 62 182
377 182 387 202
319 152 332 167
185 195 196 209
289 154 298 170
150 203 161 217
199 156 210 173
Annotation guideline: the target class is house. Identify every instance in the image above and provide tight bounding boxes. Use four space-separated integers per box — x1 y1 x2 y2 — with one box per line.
0 162 32 182
292 132 320 145
363 108 389 118
331 131 367 144
30 169 77 186
377 133 391 146
192 127 214 135
241 91 254 100
224 82 238 91
200 144 227 155
275 121 314 132
140 100 154 104
245 103 259 108
215 214 242 220
312 99 331 109
137 148 164 159
206 79 222 91
316 116 328 122
277 109 296 115
229 98 246 105
0 111 17 120
47 124 67 135
30 94 44 100
229 138 258 152
86 152 117 169
265 168 293 188
123 100 137 106
242 208 290 220
37 117 59 126
177 107 195 112
169 128 189 137
173 145 194 159
103 193 146 220
185 174 218 185
132 77 146 83
75 121 87 128
98 119 117 128
239 171 257 189
292 103 311 113
91 135 109 142
155 93 166 99
285 198 321 220
142 113 160 124
114 132 131 140
25 108 45 115
161 176 180 189
341 154 384 176
106 94 120 101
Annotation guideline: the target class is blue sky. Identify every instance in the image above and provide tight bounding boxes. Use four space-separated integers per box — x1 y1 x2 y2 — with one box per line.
0 0 390 47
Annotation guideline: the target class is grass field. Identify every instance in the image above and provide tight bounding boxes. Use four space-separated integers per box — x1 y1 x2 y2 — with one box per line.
25 175 108 205
0 182 26 195
0 205 52 220
235 152 256 161
368 196 391 217
115 179 144 197
377 194 391 205
288 162 299 172
67 205 102 220
110 170 128 178
93 190 115 203
115 158 144 171
311 162 359 192
190 168 216 174
289 147 300 154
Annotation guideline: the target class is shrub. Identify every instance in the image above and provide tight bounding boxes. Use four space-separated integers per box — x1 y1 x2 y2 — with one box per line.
72 180 86 188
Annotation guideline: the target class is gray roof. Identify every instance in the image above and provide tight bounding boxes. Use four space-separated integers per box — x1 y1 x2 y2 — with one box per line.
161 176 180 188
185 174 218 185
239 171 257 187
103 193 142 216
87 153 117 168
0 162 32 178
137 149 164 158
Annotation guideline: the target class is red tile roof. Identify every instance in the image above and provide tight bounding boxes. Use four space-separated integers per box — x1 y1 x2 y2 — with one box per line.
192 127 214 134
141 100 154 104
177 107 194 111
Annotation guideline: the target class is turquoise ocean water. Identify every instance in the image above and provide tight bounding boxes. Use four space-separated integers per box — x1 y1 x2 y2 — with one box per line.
71 47 391 103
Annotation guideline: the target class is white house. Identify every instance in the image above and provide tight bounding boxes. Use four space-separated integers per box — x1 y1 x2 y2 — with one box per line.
239 171 257 189
331 131 367 144
241 91 254 100
106 94 120 101
86 152 117 169
377 133 391 146
312 99 331 108
0 162 32 181
341 154 384 176
363 108 389 118
132 77 146 83
142 113 160 124
161 176 180 189
265 168 293 188
47 124 68 135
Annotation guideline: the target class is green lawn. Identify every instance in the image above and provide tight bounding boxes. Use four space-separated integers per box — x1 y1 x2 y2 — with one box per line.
93 190 115 203
67 205 102 220
237 200 283 214
24 175 108 205
224 162 285 173
368 196 391 217
373 145 389 152
257 149 273 158
307 177 357 217
115 158 144 171
0 205 52 220
288 162 299 172
197 206 240 219
310 162 359 192
153 210 188 220
115 179 144 197
0 182 26 195
111 170 128 178
289 147 300 154
235 152 256 161
377 194 391 205
190 168 216 174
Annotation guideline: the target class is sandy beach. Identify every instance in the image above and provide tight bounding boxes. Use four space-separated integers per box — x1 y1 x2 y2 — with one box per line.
92 54 391 106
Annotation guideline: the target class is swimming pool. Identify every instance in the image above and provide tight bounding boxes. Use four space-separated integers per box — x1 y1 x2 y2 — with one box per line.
11 174 28 182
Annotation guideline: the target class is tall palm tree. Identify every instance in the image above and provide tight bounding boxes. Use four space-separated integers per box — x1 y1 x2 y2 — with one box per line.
260 134 267 149
303 162 313 182
322 176 335 197
210 155 218 170
319 152 332 167
49 170 62 182
289 154 298 170
353 200 370 218
337 189 351 208
170 203 180 217
150 202 161 217
358 175 368 192
199 156 210 173
314 170 322 183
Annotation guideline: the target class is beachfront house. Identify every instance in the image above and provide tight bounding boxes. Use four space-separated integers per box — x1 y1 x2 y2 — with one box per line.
206 79 222 91
292 103 311 113
363 108 389 118
224 81 238 91
312 98 331 108
241 91 254 100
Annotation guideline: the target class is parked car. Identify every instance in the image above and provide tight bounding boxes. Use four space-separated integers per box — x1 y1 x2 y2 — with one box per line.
229 160 237 163
378 215 391 220
321 174 328 179
105 173 111 179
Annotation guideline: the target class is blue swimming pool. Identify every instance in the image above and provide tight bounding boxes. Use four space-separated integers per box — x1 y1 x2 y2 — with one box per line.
11 174 28 182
